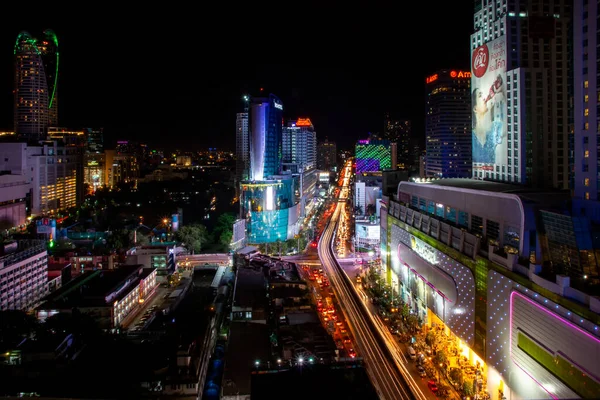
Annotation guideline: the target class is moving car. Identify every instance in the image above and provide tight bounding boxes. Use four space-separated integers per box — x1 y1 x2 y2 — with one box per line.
427 380 439 393
417 365 426 377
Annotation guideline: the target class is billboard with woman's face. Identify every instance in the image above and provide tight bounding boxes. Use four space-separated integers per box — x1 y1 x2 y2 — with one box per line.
471 35 507 177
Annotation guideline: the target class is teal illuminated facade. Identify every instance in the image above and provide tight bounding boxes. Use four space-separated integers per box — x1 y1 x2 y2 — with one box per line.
241 178 300 243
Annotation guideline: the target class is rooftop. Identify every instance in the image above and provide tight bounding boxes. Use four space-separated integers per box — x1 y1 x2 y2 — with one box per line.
402 178 571 205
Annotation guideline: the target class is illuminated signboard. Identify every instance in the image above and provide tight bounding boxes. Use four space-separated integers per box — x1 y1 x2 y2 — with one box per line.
273 101 283 110
427 70 471 84
295 118 312 127
426 74 438 84
409 234 438 265
471 35 508 177
450 70 471 78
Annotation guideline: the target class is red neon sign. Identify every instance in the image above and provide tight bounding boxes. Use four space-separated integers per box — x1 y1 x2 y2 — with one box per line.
295 118 312 127
450 70 471 78
426 74 438 84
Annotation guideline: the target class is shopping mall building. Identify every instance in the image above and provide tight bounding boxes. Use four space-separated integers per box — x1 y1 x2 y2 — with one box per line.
380 179 600 400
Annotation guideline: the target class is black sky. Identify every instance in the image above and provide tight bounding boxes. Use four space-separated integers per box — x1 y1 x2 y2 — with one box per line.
0 5 473 152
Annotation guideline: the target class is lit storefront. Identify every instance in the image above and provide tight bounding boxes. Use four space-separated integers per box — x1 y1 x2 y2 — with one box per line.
382 179 600 400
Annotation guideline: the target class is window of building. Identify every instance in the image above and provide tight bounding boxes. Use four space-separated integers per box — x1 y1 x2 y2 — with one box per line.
446 206 457 224
487 220 500 241
428 200 435 215
504 225 520 248
585 178 590 186
458 210 469 228
472 215 484 237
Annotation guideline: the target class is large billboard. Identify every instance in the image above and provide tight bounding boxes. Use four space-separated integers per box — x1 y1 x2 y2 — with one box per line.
471 35 507 176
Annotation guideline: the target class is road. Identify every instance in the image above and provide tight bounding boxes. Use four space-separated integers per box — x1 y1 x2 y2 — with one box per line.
317 160 419 400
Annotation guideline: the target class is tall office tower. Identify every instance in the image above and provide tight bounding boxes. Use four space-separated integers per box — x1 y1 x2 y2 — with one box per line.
471 1 571 188
235 96 250 198
235 112 249 180
384 114 411 168
317 139 337 172
282 118 318 218
355 138 396 174
14 30 59 141
425 69 472 178
249 94 283 181
282 118 317 170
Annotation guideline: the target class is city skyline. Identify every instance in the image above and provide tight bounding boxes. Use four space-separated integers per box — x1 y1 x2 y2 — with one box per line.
0 5 472 151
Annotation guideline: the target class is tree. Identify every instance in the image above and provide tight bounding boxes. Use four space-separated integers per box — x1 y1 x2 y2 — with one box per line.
214 213 236 239
219 230 232 249
175 224 209 254
449 367 463 387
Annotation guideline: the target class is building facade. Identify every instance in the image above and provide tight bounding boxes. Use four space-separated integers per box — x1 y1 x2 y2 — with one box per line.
0 240 49 311
355 139 396 174
249 94 283 181
470 1 571 189
382 180 600 400
572 0 600 222
425 69 472 178
384 115 411 169
317 139 337 172
13 30 59 141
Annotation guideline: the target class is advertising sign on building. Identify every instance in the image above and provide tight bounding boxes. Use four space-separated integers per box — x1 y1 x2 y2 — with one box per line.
471 35 507 176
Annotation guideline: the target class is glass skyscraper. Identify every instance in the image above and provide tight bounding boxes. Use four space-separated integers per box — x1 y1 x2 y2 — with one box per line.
249 94 283 181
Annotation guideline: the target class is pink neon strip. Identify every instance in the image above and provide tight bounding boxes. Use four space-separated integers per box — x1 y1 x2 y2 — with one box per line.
509 290 600 399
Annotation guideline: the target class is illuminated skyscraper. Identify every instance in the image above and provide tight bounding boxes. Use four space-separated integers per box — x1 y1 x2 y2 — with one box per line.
425 69 472 178
249 94 283 181
13 30 59 141
282 118 317 170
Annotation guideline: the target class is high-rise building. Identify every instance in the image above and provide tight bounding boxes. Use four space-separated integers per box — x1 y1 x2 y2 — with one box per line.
317 139 337 172
249 94 283 181
240 93 301 244
13 30 59 141
572 0 600 222
235 95 250 197
425 69 472 178
282 118 318 219
470 2 571 188
47 127 85 207
83 128 105 194
282 118 317 171
112 140 139 187
384 114 411 168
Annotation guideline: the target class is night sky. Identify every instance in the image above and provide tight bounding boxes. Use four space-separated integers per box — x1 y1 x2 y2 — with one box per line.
0 6 473 152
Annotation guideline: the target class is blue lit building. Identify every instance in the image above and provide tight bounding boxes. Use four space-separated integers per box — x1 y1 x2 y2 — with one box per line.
249 94 283 181
240 93 301 244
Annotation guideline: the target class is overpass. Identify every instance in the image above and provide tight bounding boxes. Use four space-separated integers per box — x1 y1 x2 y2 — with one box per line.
176 253 232 269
